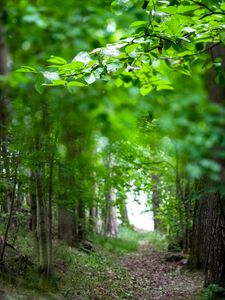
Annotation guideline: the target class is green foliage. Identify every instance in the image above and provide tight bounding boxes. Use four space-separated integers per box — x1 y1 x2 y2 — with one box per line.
28 0 225 95
93 235 139 254
54 243 135 299
14 231 33 257
119 226 168 251
3 0 225 290
201 284 225 300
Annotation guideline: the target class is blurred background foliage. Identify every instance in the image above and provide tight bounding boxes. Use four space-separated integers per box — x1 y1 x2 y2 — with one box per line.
1 0 225 287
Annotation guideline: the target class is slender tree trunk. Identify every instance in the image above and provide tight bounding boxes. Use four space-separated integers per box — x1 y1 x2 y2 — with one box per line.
119 200 131 228
35 165 48 273
47 154 54 276
0 22 9 140
30 170 39 258
34 136 48 273
0 158 18 263
77 198 86 242
151 174 161 231
0 20 10 217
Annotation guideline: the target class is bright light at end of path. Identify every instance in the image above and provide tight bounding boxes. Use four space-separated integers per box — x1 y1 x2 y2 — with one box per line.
126 191 154 231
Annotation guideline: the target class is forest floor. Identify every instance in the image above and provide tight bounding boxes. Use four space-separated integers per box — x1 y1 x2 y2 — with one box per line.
0 235 204 300
118 240 204 300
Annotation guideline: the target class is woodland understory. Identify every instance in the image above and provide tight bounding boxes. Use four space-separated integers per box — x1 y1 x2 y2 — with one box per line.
1 0 225 299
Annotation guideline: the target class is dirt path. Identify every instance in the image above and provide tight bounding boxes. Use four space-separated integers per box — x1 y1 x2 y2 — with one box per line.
119 241 204 300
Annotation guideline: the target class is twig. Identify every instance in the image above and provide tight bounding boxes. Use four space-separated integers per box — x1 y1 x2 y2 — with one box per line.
190 0 214 13
190 0 225 19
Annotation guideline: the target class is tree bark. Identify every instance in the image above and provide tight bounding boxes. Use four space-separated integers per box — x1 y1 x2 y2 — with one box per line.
189 44 225 286
104 187 118 236
58 206 76 246
30 170 39 258
151 174 161 231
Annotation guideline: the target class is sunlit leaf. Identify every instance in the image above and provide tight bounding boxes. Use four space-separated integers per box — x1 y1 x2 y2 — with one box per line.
130 21 148 28
67 81 87 87
16 66 37 73
47 56 67 65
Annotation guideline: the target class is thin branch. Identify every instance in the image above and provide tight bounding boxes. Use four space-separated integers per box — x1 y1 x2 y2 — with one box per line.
190 0 225 19
145 33 173 43
200 11 225 20
190 0 214 13
181 42 222 59
161 42 222 61
199 12 214 20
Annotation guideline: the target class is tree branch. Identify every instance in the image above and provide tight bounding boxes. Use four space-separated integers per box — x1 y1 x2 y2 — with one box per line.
190 0 225 19
190 0 214 13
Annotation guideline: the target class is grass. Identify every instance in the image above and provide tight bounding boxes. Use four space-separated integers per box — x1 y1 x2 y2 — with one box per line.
54 243 135 299
119 226 168 252
92 226 168 255
0 226 168 299
92 235 138 254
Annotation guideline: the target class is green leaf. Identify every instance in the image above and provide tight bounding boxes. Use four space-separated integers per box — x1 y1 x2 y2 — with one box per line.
221 3 225 10
140 85 153 96
16 66 37 73
67 81 87 87
45 79 66 86
73 52 91 65
182 27 196 33
130 21 148 28
177 5 199 13
220 32 225 45
35 73 45 94
125 44 138 55
47 56 67 65
62 61 85 71
84 74 96 85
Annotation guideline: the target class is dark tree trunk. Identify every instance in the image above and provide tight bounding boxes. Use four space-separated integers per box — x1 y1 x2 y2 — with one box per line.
189 44 225 286
151 174 161 231
189 193 216 270
30 170 39 257
205 192 225 286
77 198 86 242
58 206 76 246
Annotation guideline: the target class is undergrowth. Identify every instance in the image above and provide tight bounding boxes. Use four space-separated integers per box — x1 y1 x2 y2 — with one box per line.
92 235 138 254
93 226 168 254
54 243 136 299
201 284 225 300
0 227 168 299
118 226 168 252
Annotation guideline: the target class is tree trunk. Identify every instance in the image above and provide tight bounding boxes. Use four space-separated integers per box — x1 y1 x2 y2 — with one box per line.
189 193 215 270
47 154 54 276
0 158 18 263
77 198 86 242
0 22 10 140
58 206 76 246
104 188 118 236
189 44 225 286
30 170 39 258
205 192 225 286
35 166 48 273
151 174 161 231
